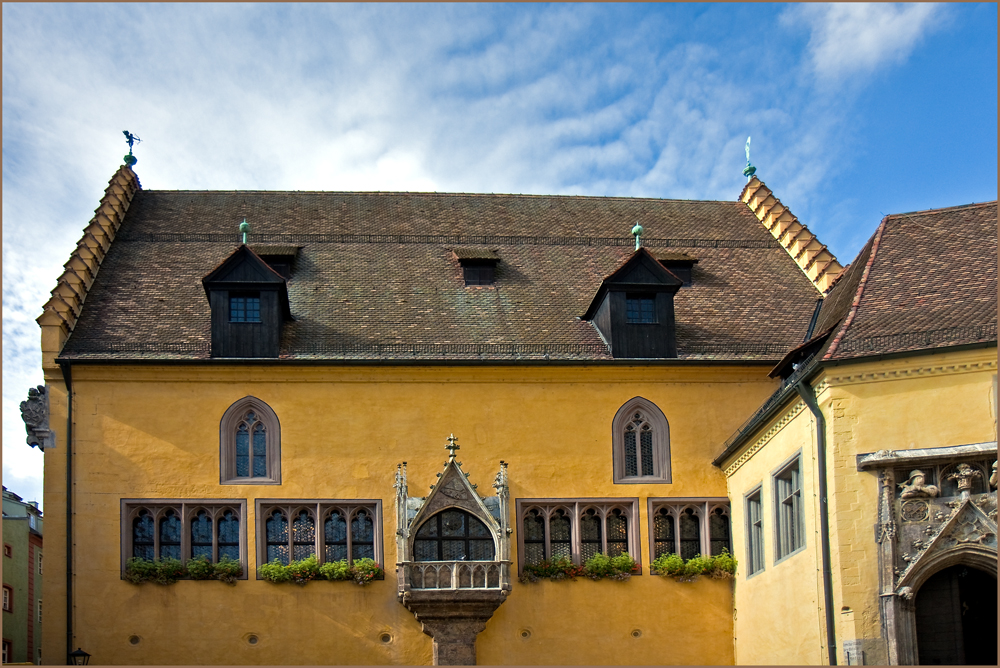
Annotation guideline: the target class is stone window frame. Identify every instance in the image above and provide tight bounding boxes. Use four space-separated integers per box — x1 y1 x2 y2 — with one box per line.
254 499 383 577
515 498 641 574
119 499 248 579
744 485 765 578
647 498 731 564
2 585 11 612
772 452 805 564
612 397 671 484
220 396 281 485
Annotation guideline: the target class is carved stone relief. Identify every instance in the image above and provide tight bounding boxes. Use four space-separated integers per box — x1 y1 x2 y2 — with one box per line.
20 385 55 450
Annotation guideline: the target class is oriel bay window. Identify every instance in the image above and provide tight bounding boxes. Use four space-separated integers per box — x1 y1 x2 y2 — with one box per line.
121 500 247 577
256 500 382 572
413 509 495 561
516 499 640 572
648 499 730 562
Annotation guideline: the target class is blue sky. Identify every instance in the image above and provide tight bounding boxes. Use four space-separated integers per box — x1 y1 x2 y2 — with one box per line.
2 3 997 508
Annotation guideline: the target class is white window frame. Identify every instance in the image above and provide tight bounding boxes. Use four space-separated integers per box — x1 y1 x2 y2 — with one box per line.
2 586 11 612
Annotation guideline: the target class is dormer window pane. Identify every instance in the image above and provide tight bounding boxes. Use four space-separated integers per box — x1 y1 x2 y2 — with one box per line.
626 295 656 323
230 293 261 322
464 265 495 286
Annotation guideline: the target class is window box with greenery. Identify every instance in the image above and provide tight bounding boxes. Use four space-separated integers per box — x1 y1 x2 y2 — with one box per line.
519 552 639 583
258 554 383 586
124 555 243 585
650 549 737 582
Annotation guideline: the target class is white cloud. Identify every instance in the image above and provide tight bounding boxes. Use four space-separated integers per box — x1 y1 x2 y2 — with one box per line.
784 3 943 83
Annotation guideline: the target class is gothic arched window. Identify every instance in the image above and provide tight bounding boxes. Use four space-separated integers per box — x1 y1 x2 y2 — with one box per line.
612 397 671 483
413 509 495 561
220 397 281 484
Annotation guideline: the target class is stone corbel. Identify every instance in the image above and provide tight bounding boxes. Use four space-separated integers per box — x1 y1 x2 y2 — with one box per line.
20 385 55 450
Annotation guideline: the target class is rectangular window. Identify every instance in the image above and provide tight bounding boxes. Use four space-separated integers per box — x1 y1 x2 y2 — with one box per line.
626 295 656 323
463 265 495 286
516 499 640 572
2 586 11 611
121 499 248 578
745 487 764 576
2 640 11 664
37 599 41 623
37 553 41 575
774 457 804 561
229 293 261 322
647 499 730 564
255 500 383 574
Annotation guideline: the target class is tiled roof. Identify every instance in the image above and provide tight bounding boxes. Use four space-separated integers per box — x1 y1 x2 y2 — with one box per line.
819 201 998 361
58 190 822 362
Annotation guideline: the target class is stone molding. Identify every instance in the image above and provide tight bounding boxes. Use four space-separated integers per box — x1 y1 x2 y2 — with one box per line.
724 400 806 477
824 359 996 387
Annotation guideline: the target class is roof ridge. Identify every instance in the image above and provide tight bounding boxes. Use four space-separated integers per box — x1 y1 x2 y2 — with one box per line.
885 200 998 218
137 189 741 204
823 217 888 360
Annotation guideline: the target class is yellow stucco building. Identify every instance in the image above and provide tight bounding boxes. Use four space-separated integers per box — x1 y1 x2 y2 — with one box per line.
27 163 996 665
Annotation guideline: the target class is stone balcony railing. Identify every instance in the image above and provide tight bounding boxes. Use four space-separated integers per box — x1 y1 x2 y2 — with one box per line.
400 560 511 590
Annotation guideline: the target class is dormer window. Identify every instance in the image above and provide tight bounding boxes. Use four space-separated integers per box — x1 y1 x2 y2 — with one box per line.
654 251 698 286
230 292 261 323
451 247 500 286
626 295 656 324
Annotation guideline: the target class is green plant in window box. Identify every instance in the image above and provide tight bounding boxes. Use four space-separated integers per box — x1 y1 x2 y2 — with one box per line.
262 555 383 586
519 556 586 583
650 549 737 582
124 557 160 584
186 555 217 580
583 553 639 581
259 559 294 583
350 558 383 586
319 559 352 581
214 556 243 584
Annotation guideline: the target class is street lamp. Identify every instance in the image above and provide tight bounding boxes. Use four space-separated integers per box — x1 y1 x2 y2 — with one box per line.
68 647 91 665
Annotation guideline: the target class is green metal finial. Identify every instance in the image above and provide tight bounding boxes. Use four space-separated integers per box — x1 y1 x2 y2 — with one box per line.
123 130 141 167
742 136 756 181
631 223 644 251
239 219 250 245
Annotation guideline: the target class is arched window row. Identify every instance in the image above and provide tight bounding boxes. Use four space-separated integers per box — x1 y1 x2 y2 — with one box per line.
517 499 640 571
220 397 281 485
413 509 496 562
612 398 671 484
648 499 730 563
256 500 382 570
122 500 248 578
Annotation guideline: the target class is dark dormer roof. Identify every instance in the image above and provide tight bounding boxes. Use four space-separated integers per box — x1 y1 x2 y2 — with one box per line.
201 245 292 319
451 247 500 262
581 247 683 320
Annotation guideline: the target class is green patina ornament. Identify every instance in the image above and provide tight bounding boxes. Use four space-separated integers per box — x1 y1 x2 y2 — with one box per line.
239 219 250 245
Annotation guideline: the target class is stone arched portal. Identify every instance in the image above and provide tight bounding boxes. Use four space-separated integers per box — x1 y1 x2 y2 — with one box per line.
914 565 996 665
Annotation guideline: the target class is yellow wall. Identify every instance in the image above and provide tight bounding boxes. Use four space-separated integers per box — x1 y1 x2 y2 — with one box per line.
43 363 779 665
722 347 997 665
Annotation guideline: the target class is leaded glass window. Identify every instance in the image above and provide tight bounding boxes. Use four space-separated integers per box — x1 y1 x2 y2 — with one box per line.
159 510 181 560
517 500 640 574
679 507 701 560
235 412 267 478
191 511 213 560
266 510 289 564
606 510 629 557
549 510 572 560
351 511 375 560
133 511 154 560
413 510 495 561
523 510 546 566
292 511 315 561
218 511 240 561
613 398 670 483
709 507 731 556
653 508 675 558
580 509 603 562
324 511 348 562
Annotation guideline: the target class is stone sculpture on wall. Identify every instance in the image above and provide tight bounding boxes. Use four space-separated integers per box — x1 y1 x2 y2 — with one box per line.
20 384 55 450
898 470 939 498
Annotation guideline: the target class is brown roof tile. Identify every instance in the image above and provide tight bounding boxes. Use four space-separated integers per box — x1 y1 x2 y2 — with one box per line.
58 190 822 361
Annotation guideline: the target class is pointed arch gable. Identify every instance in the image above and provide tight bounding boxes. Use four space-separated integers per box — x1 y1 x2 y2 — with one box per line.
220 396 281 484
612 397 671 484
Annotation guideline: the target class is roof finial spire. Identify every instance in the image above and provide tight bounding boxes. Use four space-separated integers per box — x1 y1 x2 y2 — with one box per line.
445 433 460 460
122 130 141 167
239 219 250 245
631 222 644 251
743 136 756 182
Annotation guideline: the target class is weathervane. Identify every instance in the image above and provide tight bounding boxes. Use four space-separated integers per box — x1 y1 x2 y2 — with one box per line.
123 130 141 167
631 222 644 250
742 136 756 181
